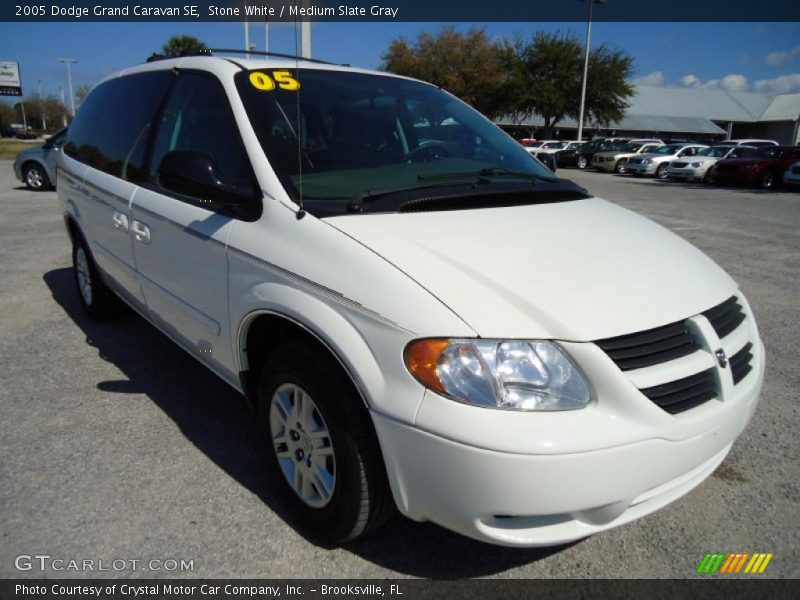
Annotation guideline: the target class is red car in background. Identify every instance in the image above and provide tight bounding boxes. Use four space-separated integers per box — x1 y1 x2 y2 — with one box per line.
711 145 800 189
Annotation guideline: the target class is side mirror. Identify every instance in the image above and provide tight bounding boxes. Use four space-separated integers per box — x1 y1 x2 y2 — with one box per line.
157 150 255 208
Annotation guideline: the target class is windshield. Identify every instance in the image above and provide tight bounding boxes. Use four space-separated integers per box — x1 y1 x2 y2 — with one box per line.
652 144 682 155
236 69 554 205
754 146 782 159
698 146 729 157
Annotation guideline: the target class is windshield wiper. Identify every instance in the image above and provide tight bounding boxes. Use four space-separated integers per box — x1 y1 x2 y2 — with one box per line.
346 182 470 212
416 167 550 183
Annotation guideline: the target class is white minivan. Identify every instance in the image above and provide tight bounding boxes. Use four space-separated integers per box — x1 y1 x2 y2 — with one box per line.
58 54 764 547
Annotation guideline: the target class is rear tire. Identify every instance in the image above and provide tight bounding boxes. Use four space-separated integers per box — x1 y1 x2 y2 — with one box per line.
257 340 394 543
72 235 122 320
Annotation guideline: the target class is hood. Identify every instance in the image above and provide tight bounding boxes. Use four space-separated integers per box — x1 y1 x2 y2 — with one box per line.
326 198 736 341
635 152 675 161
16 146 43 160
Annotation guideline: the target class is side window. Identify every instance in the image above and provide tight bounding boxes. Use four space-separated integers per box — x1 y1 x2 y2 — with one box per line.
149 71 254 193
63 72 172 181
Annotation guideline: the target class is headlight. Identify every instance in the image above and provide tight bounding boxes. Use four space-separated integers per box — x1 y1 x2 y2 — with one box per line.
643 159 653 164
404 339 592 411
691 162 703 168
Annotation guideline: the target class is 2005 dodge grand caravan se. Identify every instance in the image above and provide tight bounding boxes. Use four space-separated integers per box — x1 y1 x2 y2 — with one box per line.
58 53 764 547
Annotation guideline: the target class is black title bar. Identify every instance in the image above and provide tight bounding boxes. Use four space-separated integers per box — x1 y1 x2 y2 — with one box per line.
3 0 799 22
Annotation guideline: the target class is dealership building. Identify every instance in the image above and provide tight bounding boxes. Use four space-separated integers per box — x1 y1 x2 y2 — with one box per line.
497 84 800 144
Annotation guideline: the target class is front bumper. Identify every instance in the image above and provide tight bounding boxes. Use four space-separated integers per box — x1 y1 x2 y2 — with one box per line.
627 162 657 175
668 166 705 181
13 160 24 182
373 334 764 547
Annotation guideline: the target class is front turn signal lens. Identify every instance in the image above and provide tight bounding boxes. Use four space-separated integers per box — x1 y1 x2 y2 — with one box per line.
404 339 450 394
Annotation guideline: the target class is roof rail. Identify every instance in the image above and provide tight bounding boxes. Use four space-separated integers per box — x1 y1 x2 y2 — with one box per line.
208 48 339 66
146 48 212 63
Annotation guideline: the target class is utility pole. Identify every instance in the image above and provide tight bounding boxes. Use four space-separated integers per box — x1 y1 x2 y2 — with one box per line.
577 0 606 142
265 20 269 52
244 21 250 58
301 21 311 58
59 58 77 117
59 86 67 126
37 77 46 131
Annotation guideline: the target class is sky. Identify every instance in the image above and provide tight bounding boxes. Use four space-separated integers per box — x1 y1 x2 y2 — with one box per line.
2 21 800 101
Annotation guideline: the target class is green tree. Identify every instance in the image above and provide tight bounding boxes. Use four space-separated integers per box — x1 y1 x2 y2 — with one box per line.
0 100 16 128
505 31 634 136
160 35 208 57
380 26 509 118
74 84 91 106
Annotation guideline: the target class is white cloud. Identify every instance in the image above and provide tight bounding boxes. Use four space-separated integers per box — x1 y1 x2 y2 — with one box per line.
698 74 749 92
765 46 800 66
753 74 800 94
719 74 749 92
680 74 701 88
633 71 665 86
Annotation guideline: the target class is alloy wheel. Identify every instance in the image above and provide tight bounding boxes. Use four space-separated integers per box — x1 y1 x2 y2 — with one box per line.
75 247 93 306
25 166 44 190
270 383 336 509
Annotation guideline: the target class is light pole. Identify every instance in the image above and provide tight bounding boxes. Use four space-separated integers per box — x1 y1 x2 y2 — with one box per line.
576 0 606 142
38 77 46 131
59 58 77 117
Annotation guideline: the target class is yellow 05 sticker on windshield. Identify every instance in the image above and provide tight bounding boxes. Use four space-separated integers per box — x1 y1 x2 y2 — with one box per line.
249 71 301 91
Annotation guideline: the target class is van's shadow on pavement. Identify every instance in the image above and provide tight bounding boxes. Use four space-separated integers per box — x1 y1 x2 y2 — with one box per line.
44 267 573 577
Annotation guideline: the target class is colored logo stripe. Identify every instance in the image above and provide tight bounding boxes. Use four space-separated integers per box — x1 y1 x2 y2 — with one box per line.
697 552 773 574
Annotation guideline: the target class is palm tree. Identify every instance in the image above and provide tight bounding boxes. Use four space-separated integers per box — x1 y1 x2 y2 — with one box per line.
160 36 208 57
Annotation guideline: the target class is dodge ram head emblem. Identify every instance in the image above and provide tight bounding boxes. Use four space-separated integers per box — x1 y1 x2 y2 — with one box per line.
715 349 728 368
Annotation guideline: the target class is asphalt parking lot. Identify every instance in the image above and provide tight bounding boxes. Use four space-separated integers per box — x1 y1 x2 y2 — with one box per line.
0 160 798 579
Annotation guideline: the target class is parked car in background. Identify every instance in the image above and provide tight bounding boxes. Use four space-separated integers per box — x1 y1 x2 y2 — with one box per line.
518 138 537 147
533 151 557 173
12 128 68 190
3 124 38 140
531 140 569 154
554 142 588 167
626 144 708 179
783 161 800 187
667 145 757 183
717 139 778 148
592 142 663 174
712 145 800 189
575 140 629 169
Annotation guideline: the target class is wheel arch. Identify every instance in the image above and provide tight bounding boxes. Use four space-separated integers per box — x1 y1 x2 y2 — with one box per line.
235 295 384 413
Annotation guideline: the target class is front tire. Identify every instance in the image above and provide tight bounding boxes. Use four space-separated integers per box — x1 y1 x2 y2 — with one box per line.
24 163 50 191
656 164 669 180
577 156 588 169
258 341 394 543
72 236 122 320
615 160 627 174
760 170 775 190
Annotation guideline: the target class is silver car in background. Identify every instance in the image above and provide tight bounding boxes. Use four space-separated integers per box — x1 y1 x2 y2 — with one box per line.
12 128 67 191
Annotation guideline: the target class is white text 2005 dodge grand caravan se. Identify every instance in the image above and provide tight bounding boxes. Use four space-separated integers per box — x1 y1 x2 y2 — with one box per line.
57 54 764 547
